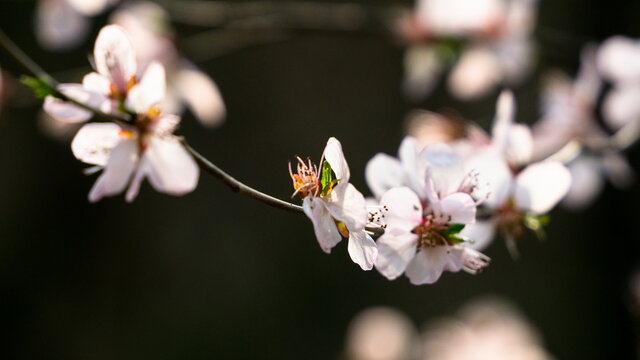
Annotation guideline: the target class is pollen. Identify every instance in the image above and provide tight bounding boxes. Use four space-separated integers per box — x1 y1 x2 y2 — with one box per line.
289 157 321 199
118 129 137 139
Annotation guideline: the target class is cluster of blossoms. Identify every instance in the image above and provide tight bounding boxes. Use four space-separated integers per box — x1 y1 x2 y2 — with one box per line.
291 89 578 284
43 25 199 202
26 5 637 287
399 0 537 100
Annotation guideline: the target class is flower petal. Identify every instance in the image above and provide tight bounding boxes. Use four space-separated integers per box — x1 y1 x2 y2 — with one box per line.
514 161 571 214
436 192 477 224
138 136 199 197
322 137 350 184
174 65 226 127
303 198 342 253
44 84 106 123
88 139 139 202
365 153 405 199
405 247 448 285
448 46 502 100
35 0 89 51
71 123 123 166
325 183 367 232
459 220 496 251
379 187 423 233
127 61 166 114
602 86 640 130
375 232 417 280
562 156 604 210
596 36 640 83
82 72 111 95
402 45 444 101
399 136 429 198
464 151 512 208
423 143 465 196
94 25 137 92
66 0 113 16
348 230 378 271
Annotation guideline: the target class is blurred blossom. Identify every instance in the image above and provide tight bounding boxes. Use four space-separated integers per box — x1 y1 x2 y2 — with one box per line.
461 91 571 254
35 0 117 51
401 0 538 100
43 25 139 123
110 1 226 127
419 297 555 360
533 46 635 210
290 138 376 270
367 139 489 284
405 110 491 159
345 307 418 360
596 36 640 130
72 63 198 202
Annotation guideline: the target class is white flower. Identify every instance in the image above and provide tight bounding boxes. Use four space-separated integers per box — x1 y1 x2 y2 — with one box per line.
71 63 198 202
34 0 117 51
366 137 478 201
374 185 486 285
290 138 376 270
401 0 538 100
462 91 572 252
110 2 226 127
597 36 640 130
43 25 138 123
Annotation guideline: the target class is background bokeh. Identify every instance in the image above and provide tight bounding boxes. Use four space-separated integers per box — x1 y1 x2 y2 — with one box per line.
1 0 639 358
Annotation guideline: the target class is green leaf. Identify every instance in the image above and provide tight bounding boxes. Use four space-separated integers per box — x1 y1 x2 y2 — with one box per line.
320 161 339 196
524 214 548 241
20 75 55 99
443 223 465 236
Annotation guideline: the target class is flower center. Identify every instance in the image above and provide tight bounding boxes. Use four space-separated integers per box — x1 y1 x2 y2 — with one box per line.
413 214 450 249
496 197 525 239
289 157 321 199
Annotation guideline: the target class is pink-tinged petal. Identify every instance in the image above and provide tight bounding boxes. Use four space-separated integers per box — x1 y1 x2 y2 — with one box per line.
602 86 640 130
491 90 517 154
138 136 199 197
154 114 180 135
494 37 533 83
505 123 533 165
348 231 378 271
82 72 111 95
44 84 106 123
402 45 444 101
94 25 137 92
423 143 465 196
436 192 477 224
574 46 602 104
303 198 342 253
416 0 504 36
399 136 429 198
43 96 92 124
174 66 226 127
365 153 404 199
448 46 501 100
127 61 166 114
603 152 635 189
375 232 417 280
71 122 123 166
465 152 512 208
459 220 496 251
66 0 114 16
322 137 350 184
35 0 89 51
562 156 604 210
596 36 640 83
88 139 139 202
514 161 571 214
325 183 367 232
379 187 423 233
405 247 447 285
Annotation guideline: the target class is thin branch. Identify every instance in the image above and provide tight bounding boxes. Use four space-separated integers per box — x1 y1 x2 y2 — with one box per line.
0 27 306 215
182 140 305 215
0 27 132 124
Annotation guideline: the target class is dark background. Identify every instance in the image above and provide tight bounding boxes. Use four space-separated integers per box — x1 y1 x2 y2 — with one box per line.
1 0 639 358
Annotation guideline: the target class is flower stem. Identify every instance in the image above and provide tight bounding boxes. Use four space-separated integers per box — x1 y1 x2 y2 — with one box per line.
182 140 304 214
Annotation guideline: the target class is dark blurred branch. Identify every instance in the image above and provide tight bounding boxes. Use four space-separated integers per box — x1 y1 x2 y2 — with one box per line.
157 0 404 37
